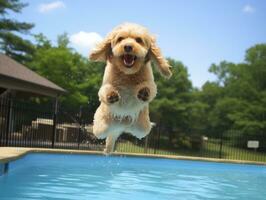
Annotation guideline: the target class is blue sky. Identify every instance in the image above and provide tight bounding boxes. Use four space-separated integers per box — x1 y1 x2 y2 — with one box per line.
13 0 266 88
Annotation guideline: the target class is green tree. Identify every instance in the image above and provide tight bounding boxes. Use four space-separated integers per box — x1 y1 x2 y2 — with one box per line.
27 33 104 112
206 44 266 151
245 44 266 91
150 59 206 149
0 0 34 63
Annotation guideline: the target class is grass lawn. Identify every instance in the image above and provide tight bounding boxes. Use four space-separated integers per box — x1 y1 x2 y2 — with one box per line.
116 140 266 162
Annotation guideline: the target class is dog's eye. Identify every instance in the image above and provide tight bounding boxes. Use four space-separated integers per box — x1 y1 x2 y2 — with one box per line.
117 37 124 43
135 37 143 44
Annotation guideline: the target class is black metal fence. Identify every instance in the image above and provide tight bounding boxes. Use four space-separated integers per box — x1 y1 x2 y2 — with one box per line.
0 96 265 162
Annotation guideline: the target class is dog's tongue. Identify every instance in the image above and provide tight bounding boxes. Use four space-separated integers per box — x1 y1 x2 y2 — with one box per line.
123 54 135 67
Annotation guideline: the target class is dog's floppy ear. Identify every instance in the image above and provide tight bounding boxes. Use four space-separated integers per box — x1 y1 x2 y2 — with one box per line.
148 37 172 78
89 36 112 62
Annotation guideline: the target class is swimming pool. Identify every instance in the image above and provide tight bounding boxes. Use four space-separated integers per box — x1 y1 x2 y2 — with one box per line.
0 153 266 200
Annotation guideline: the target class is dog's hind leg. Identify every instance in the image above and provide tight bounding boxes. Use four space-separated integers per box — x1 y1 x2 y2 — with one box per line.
93 120 109 139
104 133 121 154
127 106 152 139
92 104 112 139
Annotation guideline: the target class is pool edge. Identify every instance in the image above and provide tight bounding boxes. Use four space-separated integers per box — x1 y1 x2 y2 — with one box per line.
0 147 266 166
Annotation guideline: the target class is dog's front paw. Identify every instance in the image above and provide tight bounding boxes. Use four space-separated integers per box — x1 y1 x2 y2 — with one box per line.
138 87 150 101
107 91 119 104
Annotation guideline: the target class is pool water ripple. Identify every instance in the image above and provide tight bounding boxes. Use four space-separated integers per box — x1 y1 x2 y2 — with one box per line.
0 154 266 200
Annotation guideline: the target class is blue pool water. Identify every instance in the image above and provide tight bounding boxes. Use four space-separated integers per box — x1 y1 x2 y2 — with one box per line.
0 154 266 200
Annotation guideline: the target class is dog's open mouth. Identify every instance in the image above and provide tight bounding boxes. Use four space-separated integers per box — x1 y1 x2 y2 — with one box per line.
122 54 137 68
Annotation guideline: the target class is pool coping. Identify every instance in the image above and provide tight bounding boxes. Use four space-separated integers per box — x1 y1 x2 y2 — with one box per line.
0 147 266 166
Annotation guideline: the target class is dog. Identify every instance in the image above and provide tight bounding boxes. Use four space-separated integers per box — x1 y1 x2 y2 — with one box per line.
89 23 172 153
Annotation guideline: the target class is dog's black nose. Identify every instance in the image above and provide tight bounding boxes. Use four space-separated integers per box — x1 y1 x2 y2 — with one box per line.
124 45 132 52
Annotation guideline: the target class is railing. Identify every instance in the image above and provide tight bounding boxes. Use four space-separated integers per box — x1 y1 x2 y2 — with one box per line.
0 96 265 162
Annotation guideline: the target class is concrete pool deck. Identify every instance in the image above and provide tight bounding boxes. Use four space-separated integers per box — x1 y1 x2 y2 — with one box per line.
0 147 266 166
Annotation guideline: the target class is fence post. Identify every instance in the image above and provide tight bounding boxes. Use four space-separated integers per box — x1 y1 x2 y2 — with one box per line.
153 128 157 154
144 136 148 153
157 122 161 154
5 95 14 146
154 121 161 154
0 98 3 146
5 98 11 146
77 106 82 149
219 131 224 159
52 97 58 148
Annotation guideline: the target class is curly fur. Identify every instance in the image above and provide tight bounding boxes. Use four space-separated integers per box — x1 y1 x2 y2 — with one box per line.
89 23 172 153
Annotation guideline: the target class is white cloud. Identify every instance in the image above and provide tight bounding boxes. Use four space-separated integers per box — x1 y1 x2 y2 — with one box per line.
38 1 65 13
242 4 255 14
70 31 103 56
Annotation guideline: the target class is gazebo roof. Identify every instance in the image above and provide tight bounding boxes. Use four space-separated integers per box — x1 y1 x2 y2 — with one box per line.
0 54 66 97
